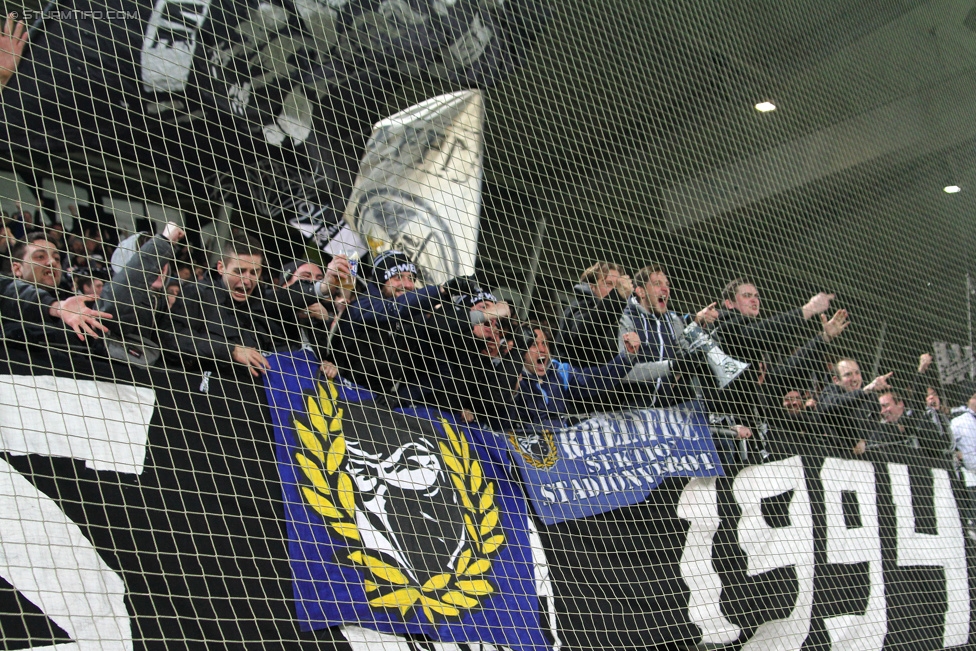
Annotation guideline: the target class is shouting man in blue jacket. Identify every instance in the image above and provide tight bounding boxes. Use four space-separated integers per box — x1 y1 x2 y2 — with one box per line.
510 324 642 431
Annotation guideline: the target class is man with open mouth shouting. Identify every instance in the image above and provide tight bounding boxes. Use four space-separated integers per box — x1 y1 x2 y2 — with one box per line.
618 264 719 409
509 323 641 431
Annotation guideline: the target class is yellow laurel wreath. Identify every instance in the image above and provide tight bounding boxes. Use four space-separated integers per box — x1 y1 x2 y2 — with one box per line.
507 429 559 469
293 379 506 624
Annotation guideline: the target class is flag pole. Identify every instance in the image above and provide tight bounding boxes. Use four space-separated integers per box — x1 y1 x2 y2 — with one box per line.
870 321 886 378
968 272 974 379
27 0 55 37
520 216 547 321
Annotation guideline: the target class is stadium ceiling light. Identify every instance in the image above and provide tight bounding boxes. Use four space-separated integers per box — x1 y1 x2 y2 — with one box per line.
944 185 962 193
754 101 776 112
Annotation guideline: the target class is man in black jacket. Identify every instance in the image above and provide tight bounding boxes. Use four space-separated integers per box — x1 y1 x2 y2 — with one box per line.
755 312 851 459
270 255 352 372
766 389 831 458
714 308 850 466
878 389 950 467
818 358 893 456
556 261 632 367
332 250 442 393
715 277 836 366
404 285 519 429
1 231 112 348
167 234 326 378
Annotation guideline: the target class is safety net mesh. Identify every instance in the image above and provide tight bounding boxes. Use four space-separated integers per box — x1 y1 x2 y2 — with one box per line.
0 0 972 649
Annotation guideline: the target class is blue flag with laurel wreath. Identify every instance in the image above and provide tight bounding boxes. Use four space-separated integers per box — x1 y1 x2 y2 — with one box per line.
264 350 549 651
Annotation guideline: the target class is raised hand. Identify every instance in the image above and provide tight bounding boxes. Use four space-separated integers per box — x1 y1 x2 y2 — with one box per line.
325 255 352 289
802 292 835 319
918 352 933 374
864 371 893 393
162 221 185 243
820 308 849 343
441 275 480 300
483 300 510 321
319 360 338 379
0 13 27 89
305 302 330 322
696 302 719 326
615 274 634 297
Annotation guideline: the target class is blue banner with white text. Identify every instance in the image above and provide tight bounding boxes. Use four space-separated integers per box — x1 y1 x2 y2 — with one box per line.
264 350 549 651
510 403 724 524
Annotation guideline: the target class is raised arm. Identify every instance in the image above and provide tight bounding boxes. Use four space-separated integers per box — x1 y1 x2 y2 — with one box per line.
0 13 27 89
99 228 180 333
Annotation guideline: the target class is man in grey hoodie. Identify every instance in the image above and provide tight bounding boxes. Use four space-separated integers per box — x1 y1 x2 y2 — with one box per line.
97 221 184 365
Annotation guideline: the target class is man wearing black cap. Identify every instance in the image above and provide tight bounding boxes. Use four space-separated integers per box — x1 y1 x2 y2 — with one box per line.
372 249 419 299
279 259 324 287
403 282 519 429
332 250 442 393
819 357 894 456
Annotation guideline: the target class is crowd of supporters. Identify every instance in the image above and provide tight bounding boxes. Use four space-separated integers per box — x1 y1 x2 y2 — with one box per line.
1 217 970 473
0 10 974 531
3 11 976 650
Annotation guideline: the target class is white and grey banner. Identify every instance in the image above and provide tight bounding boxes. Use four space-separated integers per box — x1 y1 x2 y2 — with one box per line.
933 341 974 387
341 90 486 285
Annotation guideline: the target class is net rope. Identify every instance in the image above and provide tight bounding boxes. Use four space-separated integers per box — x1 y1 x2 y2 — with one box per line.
0 0 971 649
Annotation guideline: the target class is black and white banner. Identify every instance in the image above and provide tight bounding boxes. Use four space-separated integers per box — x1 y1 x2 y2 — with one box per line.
1 350 975 649
543 454 975 651
0 372 151 649
681 457 967 650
